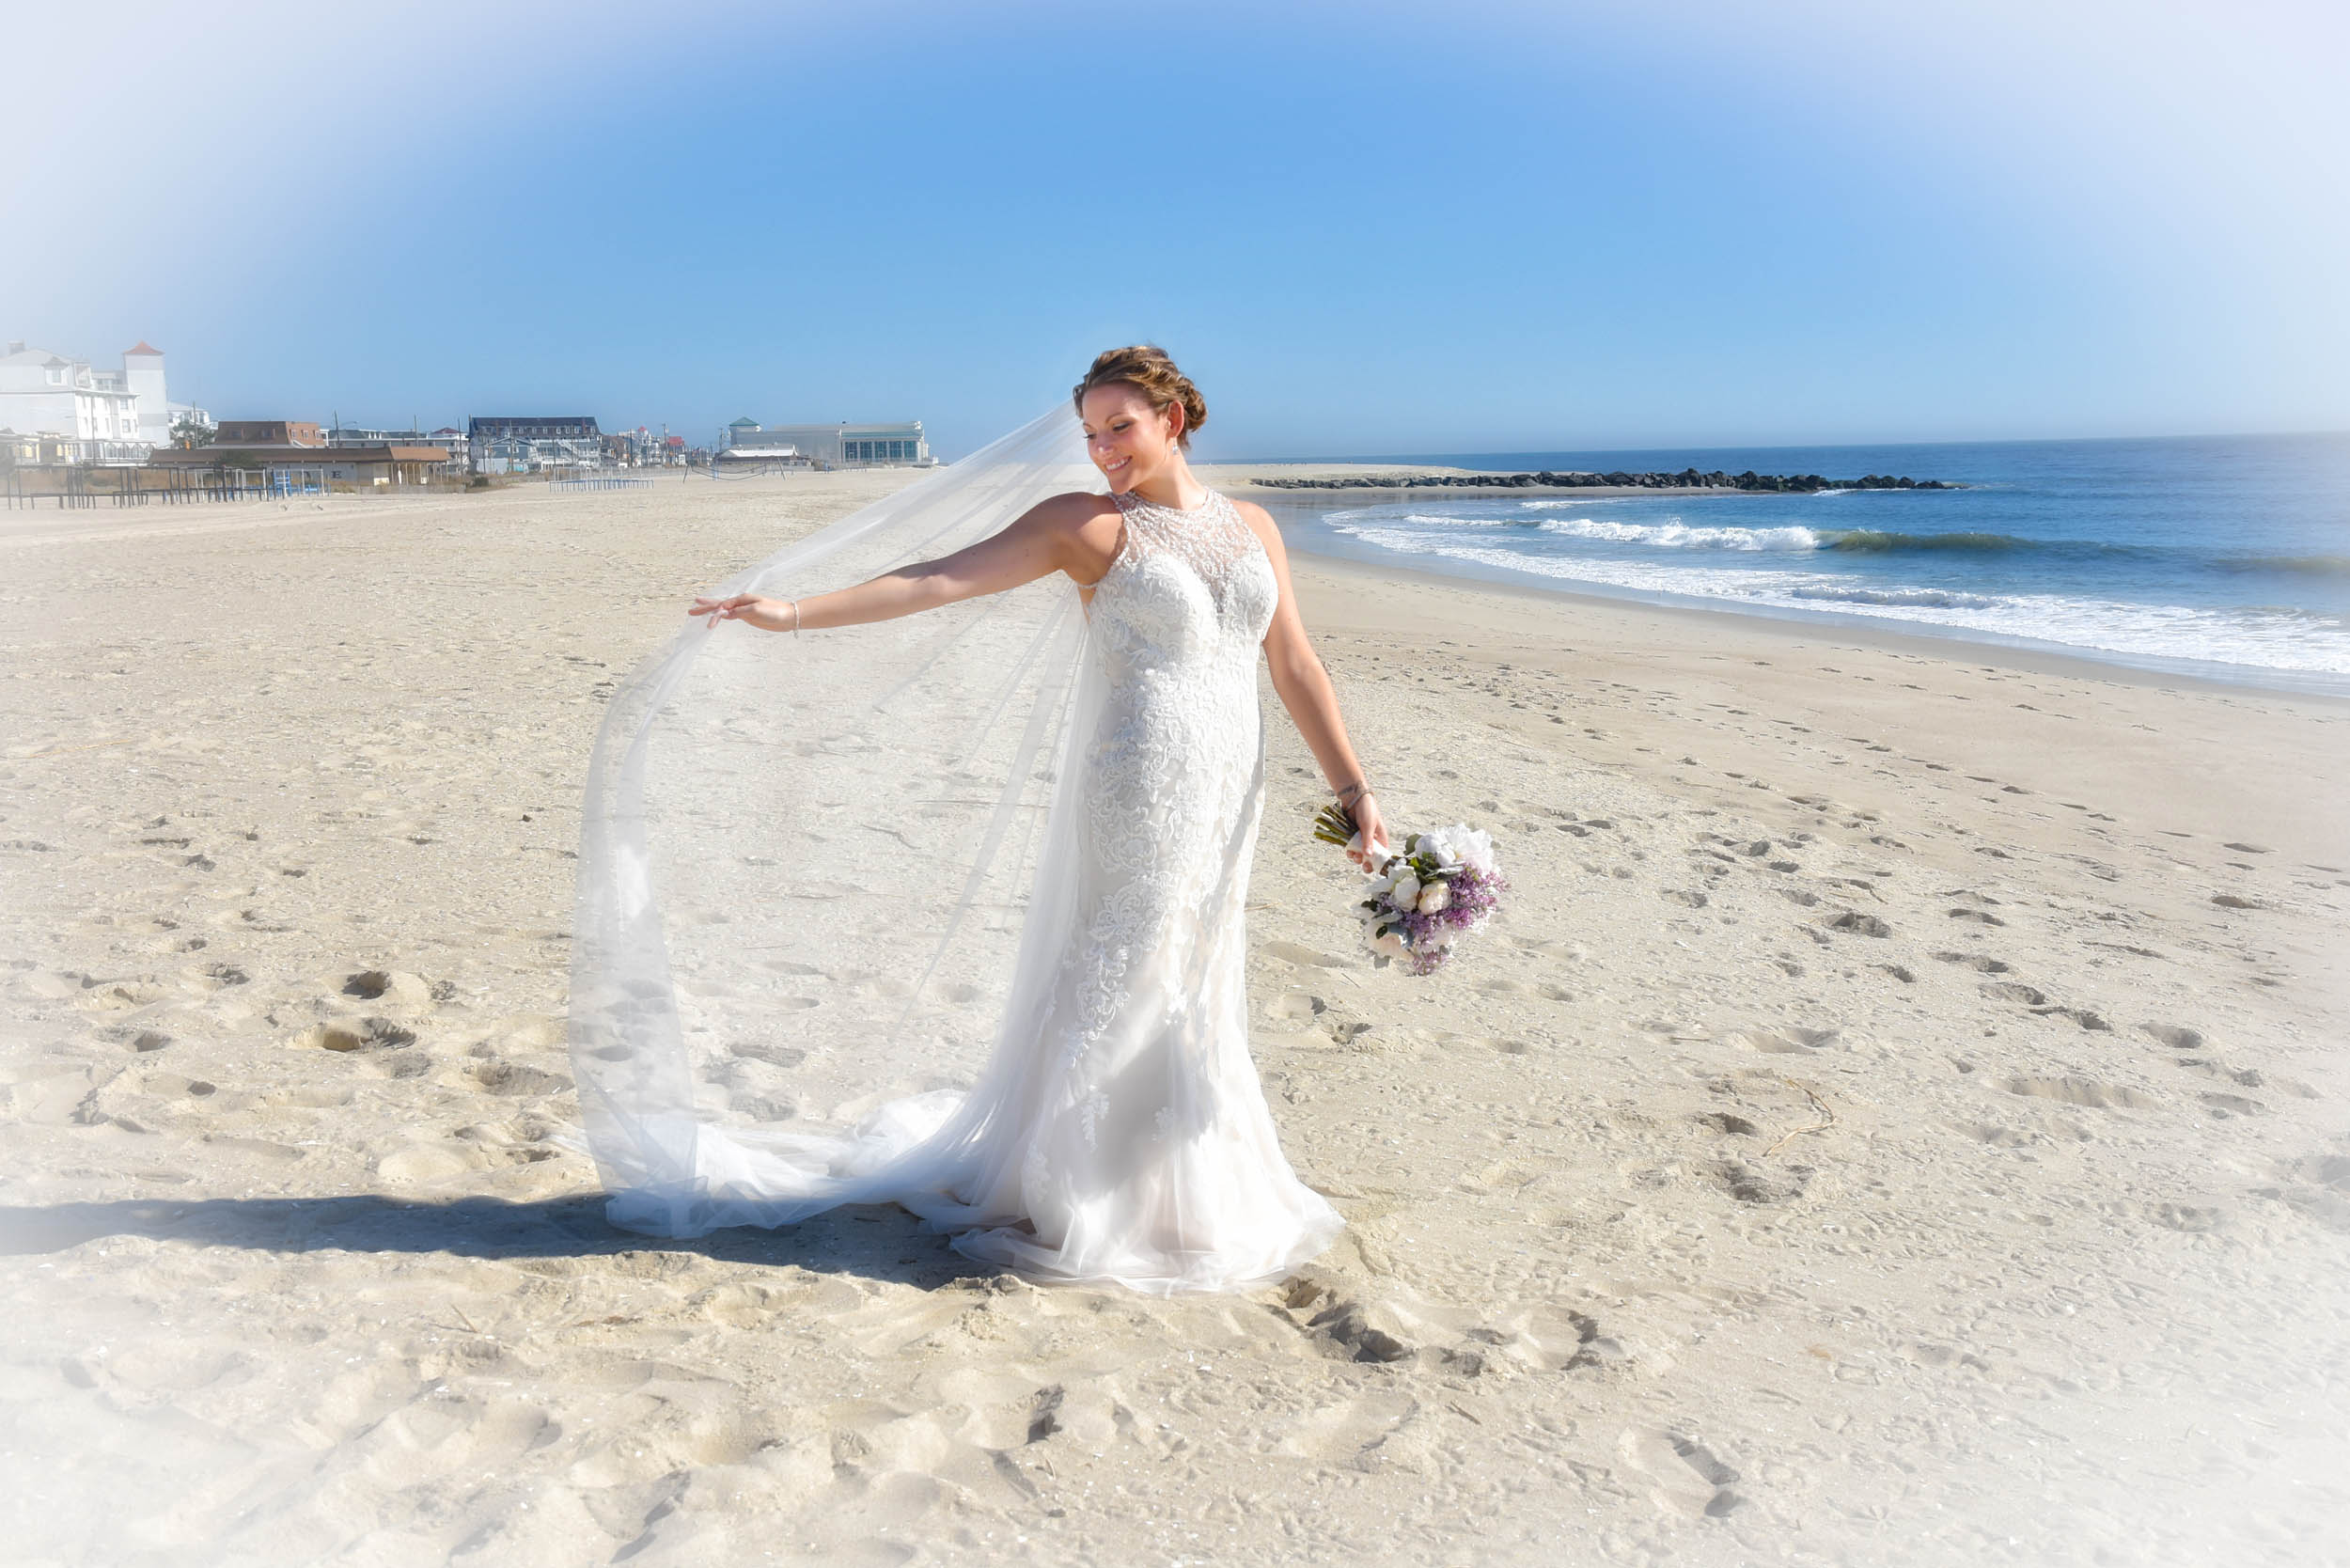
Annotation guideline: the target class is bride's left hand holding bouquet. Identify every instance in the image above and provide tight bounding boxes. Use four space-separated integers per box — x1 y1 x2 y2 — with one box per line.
1316 803 1504 974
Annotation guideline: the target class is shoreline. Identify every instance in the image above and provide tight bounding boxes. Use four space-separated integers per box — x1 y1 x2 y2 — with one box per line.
1279 547 2350 870
1198 463 2350 704
1280 533 2350 709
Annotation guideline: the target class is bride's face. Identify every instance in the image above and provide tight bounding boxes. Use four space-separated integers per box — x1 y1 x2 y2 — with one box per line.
1081 385 1182 490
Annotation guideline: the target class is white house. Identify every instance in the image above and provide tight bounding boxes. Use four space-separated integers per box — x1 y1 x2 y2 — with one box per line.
0 339 209 464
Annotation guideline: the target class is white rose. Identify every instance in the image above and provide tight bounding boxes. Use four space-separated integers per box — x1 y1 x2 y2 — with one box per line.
1417 881 1452 914
1371 928 1410 960
1388 872 1420 910
1446 825 1496 876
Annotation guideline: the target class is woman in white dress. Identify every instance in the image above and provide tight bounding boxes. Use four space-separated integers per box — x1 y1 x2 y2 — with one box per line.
682 346 1386 1294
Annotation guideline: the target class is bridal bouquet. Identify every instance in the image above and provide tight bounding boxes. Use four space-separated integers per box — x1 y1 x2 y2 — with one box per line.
1314 807 1505 975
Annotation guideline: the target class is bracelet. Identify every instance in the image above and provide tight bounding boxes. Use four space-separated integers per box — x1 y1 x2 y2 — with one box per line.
788 599 801 635
1335 779 1371 806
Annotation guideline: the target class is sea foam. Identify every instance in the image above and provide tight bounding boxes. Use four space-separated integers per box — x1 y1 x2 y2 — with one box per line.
1324 521 2350 676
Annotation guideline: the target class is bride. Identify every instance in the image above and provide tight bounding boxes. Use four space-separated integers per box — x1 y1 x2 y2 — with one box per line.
641 346 1386 1294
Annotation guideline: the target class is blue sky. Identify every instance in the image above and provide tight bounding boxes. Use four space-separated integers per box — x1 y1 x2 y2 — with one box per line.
11 0 2346 459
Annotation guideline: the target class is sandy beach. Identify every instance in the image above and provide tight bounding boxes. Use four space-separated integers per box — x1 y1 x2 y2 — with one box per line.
3 469 2346 1566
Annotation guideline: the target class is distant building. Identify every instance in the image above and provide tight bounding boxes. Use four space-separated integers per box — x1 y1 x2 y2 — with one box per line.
149 441 453 489
717 417 812 467
323 423 456 448
600 428 674 467
467 415 603 474
218 419 323 447
0 339 209 464
723 418 932 468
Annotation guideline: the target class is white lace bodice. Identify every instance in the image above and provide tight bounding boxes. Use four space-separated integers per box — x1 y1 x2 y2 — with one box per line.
1091 486 1278 663
1077 488 1278 925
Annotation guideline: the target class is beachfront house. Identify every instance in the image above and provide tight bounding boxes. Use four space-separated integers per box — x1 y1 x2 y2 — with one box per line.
467 415 604 474
0 339 210 465
147 439 453 491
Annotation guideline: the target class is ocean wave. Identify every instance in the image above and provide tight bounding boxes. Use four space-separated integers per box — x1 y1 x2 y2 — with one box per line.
1434 503 2040 556
2227 554 2350 578
1323 522 2350 675
1788 584 2003 610
1530 517 1822 551
1818 529 2035 554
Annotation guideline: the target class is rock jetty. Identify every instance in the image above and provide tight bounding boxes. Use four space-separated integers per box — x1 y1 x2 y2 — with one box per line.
1248 469 1960 493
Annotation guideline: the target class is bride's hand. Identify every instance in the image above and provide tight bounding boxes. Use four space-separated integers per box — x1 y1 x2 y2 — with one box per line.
1346 792 1390 870
689 593 792 632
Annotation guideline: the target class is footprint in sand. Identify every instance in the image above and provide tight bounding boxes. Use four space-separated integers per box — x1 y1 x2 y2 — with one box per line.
1710 1160 1810 1204
341 968 440 1005
2172 1057 2264 1087
2029 1005 2112 1032
1728 1026 1837 1055
1264 992 1327 1030
297 1016 417 1053
1934 950 2012 973
2001 1076 2157 1109
1277 1278 1415 1364
468 1059 568 1097
1616 1426 1746 1517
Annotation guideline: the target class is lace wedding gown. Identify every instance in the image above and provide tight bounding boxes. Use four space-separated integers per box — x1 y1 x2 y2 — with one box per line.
604 486 1342 1295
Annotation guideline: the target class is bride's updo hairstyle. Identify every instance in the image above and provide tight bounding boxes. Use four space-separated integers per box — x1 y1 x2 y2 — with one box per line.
1073 345 1208 448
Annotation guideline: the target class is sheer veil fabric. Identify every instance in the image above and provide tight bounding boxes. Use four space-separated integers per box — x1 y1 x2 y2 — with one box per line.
569 407 1341 1294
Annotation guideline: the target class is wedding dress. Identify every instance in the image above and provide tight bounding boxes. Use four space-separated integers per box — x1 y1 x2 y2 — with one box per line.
569 409 1341 1295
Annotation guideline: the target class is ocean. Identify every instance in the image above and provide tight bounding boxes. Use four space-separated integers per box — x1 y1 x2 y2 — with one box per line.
1261 432 2350 696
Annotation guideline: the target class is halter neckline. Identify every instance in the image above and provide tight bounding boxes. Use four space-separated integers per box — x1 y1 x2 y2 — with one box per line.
1114 487 1218 517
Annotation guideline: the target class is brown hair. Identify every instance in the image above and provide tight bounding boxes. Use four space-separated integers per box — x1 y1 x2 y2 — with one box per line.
1071 344 1207 447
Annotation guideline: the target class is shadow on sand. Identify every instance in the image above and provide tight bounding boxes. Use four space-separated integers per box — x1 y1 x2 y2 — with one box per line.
0 1193 980 1290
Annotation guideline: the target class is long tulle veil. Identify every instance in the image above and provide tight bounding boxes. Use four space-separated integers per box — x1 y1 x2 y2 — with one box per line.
568 407 1101 1236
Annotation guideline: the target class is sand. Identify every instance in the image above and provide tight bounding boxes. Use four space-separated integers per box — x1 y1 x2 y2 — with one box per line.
2 468 2346 1566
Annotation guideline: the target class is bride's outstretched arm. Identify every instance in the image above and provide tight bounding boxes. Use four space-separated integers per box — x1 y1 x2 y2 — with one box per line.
1236 503 1390 868
689 493 1120 632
